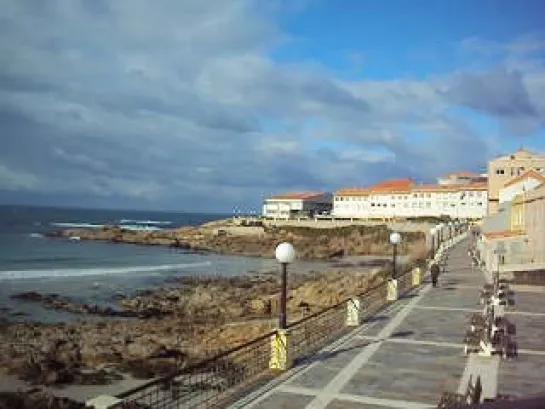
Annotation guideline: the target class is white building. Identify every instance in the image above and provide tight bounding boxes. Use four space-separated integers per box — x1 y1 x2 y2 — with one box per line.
498 170 545 204
333 179 488 220
262 192 332 219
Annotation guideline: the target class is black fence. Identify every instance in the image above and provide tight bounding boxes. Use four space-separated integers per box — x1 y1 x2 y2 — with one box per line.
110 264 423 409
114 329 275 409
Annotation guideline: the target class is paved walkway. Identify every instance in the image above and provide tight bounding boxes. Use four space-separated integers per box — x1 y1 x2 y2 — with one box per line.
231 240 545 409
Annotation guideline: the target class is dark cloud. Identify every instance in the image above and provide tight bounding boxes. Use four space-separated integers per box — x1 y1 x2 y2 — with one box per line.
445 68 537 118
0 1 543 212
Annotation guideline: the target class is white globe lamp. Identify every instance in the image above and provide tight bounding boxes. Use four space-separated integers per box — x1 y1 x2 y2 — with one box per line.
275 242 296 264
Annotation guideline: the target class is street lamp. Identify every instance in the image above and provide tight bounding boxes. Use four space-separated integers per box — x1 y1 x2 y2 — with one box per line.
275 242 296 329
494 242 506 293
389 232 402 279
448 221 454 241
429 227 437 259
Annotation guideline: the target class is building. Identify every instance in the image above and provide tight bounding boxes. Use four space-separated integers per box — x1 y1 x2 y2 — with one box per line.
478 180 545 275
487 148 545 215
498 170 545 204
437 171 487 185
262 192 332 219
332 179 488 220
521 183 545 265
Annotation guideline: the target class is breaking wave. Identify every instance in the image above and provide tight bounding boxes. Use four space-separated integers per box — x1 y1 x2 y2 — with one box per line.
0 261 213 280
119 219 172 225
51 222 104 229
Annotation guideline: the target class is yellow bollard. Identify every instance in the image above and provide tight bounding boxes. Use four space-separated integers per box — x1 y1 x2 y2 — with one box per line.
387 279 398 301
346 297 361 327
412 267 422 286
269 329 292 371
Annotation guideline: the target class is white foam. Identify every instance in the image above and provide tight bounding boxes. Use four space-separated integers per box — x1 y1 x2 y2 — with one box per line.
51 222 104 229
120 219 172 225
118 224 163 231
0 261 213 280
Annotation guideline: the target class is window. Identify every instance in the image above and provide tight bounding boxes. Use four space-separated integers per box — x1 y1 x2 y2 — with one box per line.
495 168 505 175
426 193 431 198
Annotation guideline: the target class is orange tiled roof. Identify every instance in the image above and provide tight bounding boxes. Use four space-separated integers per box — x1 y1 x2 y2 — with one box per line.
335 181 487 196
503 170 545 188
270 192 328 200
368 179 414 193
335 188 370 196
482 230 526 240
410 182 487 193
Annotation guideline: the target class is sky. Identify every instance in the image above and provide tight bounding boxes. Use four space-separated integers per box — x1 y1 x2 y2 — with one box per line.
1 0 545 213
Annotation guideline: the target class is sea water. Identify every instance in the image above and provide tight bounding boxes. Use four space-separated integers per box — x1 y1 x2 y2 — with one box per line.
0 205 324 323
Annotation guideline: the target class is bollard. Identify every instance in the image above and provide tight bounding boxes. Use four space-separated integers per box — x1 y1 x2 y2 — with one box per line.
412 267 423 286
86 395 122 409
387 279 398 301
346 297 361 326
269 329 292 371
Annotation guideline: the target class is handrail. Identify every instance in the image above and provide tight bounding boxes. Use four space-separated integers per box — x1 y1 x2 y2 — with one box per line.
115 329 276 399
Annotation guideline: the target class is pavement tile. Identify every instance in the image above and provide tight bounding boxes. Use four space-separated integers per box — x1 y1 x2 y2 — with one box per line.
393 308 473 344
341 342 464 404
512 292 545 314
498 354 545 398
326 399 398 409
250 392 313 409
417 286 481 309
508 314 545 352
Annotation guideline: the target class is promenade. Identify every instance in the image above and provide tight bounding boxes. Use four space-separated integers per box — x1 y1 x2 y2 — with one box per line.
231 240 545 408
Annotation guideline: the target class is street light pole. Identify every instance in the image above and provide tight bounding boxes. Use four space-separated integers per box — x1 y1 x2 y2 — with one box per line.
279 262 287 329
389 232 402 279
429 227 436 259
275 242 296 330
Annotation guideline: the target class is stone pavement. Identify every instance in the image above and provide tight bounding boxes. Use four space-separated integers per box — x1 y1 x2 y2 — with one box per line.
231 240 545 409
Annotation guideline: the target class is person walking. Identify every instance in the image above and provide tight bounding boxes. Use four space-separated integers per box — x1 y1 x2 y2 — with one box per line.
430 262 441 287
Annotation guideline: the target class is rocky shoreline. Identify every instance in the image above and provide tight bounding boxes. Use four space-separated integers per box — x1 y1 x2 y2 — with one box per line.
0 265 394 391
47 222 426 260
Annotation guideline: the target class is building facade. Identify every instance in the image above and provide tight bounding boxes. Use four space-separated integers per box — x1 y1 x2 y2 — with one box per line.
498 170 545 204
487 148 545 215
522 183 545 265
332 179 488 220
262 192 332 219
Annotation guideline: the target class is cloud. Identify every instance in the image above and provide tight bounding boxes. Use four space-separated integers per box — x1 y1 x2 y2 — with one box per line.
0 164 39 191
444 68 537 117
0 1 543 211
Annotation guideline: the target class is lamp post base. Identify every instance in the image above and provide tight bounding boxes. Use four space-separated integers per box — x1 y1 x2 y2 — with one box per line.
269 329 292 371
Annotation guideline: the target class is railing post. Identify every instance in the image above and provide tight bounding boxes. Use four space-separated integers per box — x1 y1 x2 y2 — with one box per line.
346 297 361 326
386 279 398 301
86 395 122 409
269 328 292 371
411 267 423 287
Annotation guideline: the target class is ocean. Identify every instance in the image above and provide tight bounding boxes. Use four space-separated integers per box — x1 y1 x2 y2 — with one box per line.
0 205 322 323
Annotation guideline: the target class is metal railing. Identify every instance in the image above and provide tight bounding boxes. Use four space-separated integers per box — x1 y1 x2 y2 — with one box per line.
110 263 423 409
113 330 275 409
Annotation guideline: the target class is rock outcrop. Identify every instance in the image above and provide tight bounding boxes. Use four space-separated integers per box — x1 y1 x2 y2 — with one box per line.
47 223 426 260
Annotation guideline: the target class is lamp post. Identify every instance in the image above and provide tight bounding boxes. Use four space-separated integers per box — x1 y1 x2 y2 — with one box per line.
494 242 506 293
275 242 296 330
448 221 454 242
429 227 437 259
389 232 402 279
